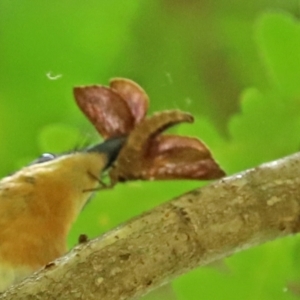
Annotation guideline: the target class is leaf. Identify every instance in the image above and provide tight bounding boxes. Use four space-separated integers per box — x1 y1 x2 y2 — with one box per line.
256 13 300 96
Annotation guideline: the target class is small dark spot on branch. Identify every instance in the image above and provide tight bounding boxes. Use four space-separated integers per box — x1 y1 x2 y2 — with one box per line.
119 253 131 261
78 234 89 244
278 223 287 231
25 176 36 184
291 216 300 233
187 197 194 203
146 279 152 286
191 190 201 197
175 206 191 224
45 262 55 269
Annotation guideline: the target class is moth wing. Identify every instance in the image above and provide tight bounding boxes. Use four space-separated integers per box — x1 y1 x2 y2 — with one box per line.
145 135 225 180
110 78 149 124
74 85 135 139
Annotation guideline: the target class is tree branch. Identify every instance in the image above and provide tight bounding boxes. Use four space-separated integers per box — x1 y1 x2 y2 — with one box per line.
2 153 300 300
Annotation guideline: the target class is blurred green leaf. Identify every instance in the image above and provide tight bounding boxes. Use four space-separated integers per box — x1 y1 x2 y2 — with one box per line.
256 13 300 96
38 123 82 153
228 87 300 171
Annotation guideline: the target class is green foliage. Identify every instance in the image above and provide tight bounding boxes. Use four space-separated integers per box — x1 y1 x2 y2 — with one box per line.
256 12 300 96
1 1 300 299
37 123 83 153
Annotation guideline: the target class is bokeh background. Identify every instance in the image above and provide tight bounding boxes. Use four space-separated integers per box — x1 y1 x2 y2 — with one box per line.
1 1 300 299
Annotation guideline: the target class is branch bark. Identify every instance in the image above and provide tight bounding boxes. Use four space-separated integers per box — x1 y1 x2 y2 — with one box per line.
2 153 300 300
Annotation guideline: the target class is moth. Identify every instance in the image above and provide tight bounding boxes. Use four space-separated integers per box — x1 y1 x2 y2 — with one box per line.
73 78 225 185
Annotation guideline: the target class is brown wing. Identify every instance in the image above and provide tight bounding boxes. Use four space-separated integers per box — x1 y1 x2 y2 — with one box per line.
145 135 226 180
73 85 135 139
109 110 195 183
110 78 149 124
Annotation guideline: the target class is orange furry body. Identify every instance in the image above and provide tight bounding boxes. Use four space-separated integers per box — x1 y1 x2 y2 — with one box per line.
0 151 107 291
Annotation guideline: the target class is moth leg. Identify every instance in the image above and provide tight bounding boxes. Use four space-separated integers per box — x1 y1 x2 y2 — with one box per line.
82 171 110 192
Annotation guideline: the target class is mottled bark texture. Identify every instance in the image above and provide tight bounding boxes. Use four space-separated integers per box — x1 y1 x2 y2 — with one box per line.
2 153 300 300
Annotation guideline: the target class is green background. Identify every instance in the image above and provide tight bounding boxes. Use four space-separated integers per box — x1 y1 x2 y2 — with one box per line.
1 1 300 299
